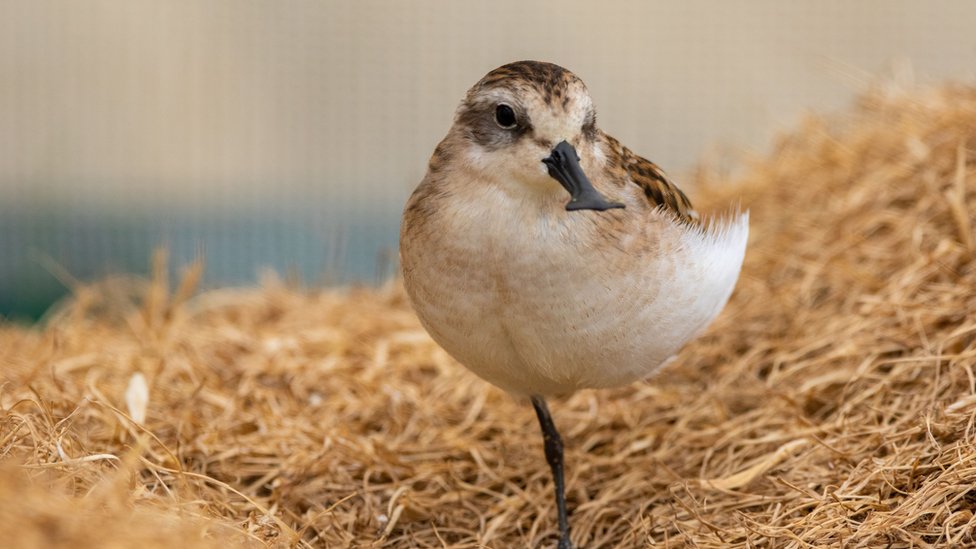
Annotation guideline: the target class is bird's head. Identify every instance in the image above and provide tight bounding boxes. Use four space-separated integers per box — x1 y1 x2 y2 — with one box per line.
448 61 624 212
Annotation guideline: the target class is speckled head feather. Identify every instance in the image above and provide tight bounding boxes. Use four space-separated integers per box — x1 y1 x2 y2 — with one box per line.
474 61 586 107
453 61 593 152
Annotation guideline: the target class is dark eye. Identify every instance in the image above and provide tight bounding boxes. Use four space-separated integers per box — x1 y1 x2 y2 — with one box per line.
494 104 517 129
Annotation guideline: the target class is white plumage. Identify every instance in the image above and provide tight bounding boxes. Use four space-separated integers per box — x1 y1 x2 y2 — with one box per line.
402 182 748 396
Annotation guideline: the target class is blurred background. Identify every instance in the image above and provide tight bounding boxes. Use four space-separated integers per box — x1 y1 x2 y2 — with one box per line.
2 0 975 321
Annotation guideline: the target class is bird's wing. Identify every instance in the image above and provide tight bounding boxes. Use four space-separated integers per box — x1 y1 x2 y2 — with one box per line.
602 132 700 224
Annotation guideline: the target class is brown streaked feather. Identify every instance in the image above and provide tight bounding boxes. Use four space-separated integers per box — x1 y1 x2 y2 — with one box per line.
602 132 699 224
475 61 581 105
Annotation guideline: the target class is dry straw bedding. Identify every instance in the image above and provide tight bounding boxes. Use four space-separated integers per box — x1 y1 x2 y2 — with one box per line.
2 84 976 548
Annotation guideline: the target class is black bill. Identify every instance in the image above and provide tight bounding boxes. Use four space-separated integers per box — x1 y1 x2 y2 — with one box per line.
542 140 625 212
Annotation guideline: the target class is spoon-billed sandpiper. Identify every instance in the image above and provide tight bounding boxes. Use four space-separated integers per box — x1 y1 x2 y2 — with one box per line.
400 61 748 548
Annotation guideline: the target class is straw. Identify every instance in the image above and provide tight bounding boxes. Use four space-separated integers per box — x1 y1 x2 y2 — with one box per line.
2 82 975 547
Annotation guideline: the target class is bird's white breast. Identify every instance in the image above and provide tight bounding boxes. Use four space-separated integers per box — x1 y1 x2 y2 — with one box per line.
401 183 748 396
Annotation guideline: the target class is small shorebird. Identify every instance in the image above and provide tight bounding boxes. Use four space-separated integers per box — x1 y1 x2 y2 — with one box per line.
400 61 748 548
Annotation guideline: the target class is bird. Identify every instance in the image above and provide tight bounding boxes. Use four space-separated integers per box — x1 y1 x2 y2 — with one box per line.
399 61 748 548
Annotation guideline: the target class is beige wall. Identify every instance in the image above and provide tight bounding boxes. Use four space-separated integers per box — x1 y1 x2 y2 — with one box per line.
1 1 975 214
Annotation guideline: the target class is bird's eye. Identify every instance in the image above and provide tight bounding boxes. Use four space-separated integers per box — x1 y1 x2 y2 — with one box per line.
494 104 517 129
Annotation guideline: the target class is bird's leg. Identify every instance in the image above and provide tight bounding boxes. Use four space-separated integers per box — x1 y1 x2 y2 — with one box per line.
531 395 572 549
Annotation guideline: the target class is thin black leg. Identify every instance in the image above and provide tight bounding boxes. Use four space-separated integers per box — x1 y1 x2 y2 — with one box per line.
531 395 572 549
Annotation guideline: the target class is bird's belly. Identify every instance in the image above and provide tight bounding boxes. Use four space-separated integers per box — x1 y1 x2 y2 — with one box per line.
403 221 738 396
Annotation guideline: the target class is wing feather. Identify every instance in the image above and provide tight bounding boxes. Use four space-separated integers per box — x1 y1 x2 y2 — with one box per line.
602 133 699 224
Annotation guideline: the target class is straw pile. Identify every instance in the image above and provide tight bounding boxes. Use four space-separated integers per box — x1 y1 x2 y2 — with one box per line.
2 83 975 548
